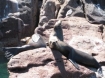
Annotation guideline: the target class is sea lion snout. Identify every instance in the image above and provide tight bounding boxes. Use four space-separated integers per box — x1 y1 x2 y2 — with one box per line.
49 39 57 49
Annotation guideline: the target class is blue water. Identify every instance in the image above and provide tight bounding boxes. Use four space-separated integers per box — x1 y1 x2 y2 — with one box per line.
0 54 9 78
0 63 9 78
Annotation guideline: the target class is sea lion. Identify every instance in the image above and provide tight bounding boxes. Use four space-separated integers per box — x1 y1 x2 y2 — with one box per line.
48 20 103 77
48 20 63 48
50 40 103 76
27 33 46 47
2 33 46 60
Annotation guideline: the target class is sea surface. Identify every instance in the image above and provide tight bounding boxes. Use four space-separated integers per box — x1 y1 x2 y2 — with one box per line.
0 54 9 78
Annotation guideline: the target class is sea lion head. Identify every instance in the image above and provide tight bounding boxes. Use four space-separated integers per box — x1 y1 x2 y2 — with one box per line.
48 36 58 49
49 40 57 49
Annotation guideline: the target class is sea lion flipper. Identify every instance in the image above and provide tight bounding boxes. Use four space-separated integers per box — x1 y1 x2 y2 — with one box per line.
68 59 80 70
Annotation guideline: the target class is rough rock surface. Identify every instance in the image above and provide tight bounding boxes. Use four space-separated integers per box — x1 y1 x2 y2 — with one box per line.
8 47 96 78
38 0 56 27
57 0 84 18
0 0 38 47
8 17 105 78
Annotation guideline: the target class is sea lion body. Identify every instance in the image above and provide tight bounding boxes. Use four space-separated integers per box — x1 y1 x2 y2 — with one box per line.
52 40 103 77
52 40 100 69
49 20 63 48
72 49 100 68
48 20 103 77
27 34 46 48
2 34 46 60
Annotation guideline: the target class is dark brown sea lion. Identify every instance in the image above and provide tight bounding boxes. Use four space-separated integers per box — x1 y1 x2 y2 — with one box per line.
48 20 63 48
50 40 103 77
48 20 103 77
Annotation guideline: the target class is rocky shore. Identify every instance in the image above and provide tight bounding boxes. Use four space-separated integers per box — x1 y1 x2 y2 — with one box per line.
0 0 105 78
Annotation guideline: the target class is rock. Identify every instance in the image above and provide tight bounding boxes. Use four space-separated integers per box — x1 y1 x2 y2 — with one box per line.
57 0 84 18
38 0 61 27
8 47 96 78
82 0 105 24
3 0 105 78
8 17 105 78
0 0 38 46
59 0 105 24
102 25 105 42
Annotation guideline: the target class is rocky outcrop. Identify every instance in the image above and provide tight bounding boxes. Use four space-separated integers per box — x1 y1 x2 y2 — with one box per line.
8 47 96 78
38 0 57 27
39 0 105 24
8 17 105 78
0 0 38 47
3 0 105 77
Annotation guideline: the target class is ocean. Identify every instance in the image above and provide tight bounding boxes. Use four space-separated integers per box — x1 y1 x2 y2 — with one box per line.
0 54 9 78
